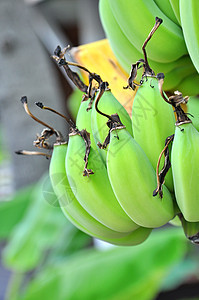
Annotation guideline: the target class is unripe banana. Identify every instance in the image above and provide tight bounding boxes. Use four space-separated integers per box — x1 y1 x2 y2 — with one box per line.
76 99 99 152
106 122 175 228
108 0 187 63
105 226 152 246
132 74 175 192
65 131 139 232
163 59 196 92
169 0 181 25
50 143 129 239
180 0 199 74
50 142 152 245
91 88 133 162
154 0 180 25
99 0 189 86
171 120 199 222
176 74 199 97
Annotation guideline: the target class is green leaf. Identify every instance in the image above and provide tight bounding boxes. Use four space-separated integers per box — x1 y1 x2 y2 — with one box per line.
19 227 187 300
0 185 34 239
2 174 69 272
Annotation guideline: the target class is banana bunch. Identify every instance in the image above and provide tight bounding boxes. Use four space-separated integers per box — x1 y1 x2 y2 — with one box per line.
99 0 199 95
16 15 199 246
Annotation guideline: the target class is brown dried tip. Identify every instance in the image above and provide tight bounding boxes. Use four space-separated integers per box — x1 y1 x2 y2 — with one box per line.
83 169 94 177
20 96 27 104
35 102 44 109
54 45 62 57
155 17 163 24
15 150 24 155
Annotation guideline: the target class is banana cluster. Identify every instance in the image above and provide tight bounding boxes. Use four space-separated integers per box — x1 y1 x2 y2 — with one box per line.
17 14 199 246
99 0 199 95
49 36 199 245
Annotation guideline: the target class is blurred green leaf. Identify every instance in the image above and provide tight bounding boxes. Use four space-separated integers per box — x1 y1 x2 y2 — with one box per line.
161 257 199 291
2 174 70 272
18 227 187 300
0 185 34 239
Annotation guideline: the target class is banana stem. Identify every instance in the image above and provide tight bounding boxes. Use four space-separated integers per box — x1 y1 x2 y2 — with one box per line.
95 81 113 120
142 17 163 75
15 150 51 159
21 96 60 138
35 102 76 129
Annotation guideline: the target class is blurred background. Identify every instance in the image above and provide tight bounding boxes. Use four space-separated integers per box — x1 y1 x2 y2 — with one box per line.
0 1 199 299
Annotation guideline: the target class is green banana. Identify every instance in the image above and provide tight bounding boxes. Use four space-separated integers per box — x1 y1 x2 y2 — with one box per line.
171 119 199 222
65 131 139 232
76 99 99 152
154 0 180 25
106 121 175 228
132 74 175 192
176 73 199 97
99 0 188 83
180 0 199 73
50 142 152 245
169 0 181 25
108 0 187 63
104 226 151 246
163 58 197 91
91 87 133 162
186 96 199 131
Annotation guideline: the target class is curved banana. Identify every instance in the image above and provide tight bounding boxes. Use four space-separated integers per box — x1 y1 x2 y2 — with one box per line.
169 0 181 25
50 142 134 240
163 58 197 92
76 99 100 152
65 131 139 232
171 120 199 222
176 73 199 97
154 0 180 25
91 88 133 162
107 123 175 228
99 0 187 80
132 75 175 192
186 96 199 131
103 226 152 246
108 0 187 63
180 0 199 73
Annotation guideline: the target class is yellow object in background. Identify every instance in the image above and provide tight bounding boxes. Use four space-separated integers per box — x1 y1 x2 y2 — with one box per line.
71 39 137 116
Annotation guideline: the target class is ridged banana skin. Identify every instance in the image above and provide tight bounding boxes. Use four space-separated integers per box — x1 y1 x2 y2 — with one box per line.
108 0 187 63
91 90 133 162
186 96 199 131
171 123 199 222
132 77 175 192
153 0 180 25
50 143 133 240
180 0 199 73
107 128 175 228
169 0 181 25
99 0 187 81
65 134 139 232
